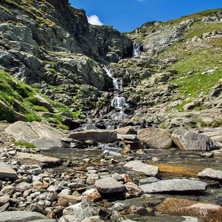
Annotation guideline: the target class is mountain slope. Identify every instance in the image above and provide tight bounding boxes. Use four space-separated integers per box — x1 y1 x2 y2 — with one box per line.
0 0 133 125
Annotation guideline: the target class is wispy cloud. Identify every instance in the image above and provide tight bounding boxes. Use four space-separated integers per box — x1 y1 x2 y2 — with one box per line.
87 15 103 26
138 0 145 1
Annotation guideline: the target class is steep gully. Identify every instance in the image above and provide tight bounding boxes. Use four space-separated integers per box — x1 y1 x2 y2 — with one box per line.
83 42 143 130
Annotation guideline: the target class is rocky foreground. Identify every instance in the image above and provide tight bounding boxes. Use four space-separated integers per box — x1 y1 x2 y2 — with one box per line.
1 121 222 222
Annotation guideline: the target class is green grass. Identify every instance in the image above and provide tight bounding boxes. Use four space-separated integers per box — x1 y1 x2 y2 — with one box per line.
0 70 33 105
14 142 36 148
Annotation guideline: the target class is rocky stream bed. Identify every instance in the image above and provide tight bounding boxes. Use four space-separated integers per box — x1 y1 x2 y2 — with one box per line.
1 120 222 222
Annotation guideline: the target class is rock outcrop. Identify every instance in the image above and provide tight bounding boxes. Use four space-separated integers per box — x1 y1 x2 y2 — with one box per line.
5 121 65 149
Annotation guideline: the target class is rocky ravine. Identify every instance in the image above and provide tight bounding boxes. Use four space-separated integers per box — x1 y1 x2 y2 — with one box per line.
1 1 222 222
0 0 132 111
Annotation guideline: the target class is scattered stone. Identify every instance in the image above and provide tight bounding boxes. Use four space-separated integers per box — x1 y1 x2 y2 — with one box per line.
200 152 214 158
95 177 126 194
81 216 105 222
115 126 137 135
123 145 132 153
172 129 219 151
16 182 32 192
198 168 222 180
0 185 15 196
140 179 207 193
124 182 142 199
124 160 158 176
127 205 149 216
82 189 102 202
58 200 95 222
58 195 81 207
86 174 99 185
137 128 172 149
0 196 10 207
0 162 17 180
112 173 125 181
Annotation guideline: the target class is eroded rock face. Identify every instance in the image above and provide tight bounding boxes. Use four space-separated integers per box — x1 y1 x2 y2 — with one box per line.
172 129 219 151
90 25 133 62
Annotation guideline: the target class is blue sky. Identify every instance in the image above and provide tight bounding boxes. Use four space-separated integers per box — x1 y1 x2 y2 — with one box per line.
70 0 221 32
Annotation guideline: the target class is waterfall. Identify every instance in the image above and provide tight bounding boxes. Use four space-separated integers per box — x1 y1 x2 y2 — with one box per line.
111 95 127 109
132 42 143 57
103 66 119 90
103 66 130 120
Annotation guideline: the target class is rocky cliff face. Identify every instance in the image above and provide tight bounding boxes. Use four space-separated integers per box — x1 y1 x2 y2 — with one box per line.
0 0 133 110
0 1 222 129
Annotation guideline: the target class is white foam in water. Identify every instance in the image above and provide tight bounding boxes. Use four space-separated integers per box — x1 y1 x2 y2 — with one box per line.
132 42 143 57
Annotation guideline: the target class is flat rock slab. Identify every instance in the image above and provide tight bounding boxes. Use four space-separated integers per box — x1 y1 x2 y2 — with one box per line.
15 152 62 167
0 162 17 180
115 126 137 135
95 177 125 194
137 128 172 149
172 129 219 151
69 130 117 143
117 134 138 141
124 160 158 176
5 121 65 150
140 179 207 193
0 211 47 222
198 168 222 180
156 197 222 221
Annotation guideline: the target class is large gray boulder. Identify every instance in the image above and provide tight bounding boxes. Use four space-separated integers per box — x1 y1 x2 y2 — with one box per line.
5 121 65 150
137 128 172 149
95 177 126 194
0 162 17 180
69 130 117 143
140 179 207 193
124 160 158 176
171 129 219 151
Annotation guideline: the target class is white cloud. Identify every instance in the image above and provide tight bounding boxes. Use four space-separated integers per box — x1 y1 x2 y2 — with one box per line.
87 15 103 26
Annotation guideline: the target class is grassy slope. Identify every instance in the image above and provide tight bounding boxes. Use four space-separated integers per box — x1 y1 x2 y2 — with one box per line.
129 9 222 110
0 70 84 128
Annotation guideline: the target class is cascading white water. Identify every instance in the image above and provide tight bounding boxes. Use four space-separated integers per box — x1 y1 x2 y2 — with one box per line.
111 96 127 109
132 42 143 57
103 66 129 119
103 66 119 90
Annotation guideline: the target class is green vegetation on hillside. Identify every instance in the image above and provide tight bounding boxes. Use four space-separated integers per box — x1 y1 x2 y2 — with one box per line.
162 36 222 105
0 70 85 128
